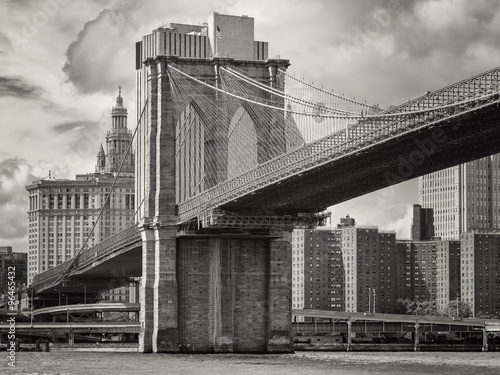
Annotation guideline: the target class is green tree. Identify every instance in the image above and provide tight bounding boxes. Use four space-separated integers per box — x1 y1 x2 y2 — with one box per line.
443 300 472 318
395 298 439 316
475 311 500 319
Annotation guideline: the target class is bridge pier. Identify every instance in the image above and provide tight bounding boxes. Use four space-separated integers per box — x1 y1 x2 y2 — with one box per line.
267 233 293 352
152 223 180 353
138 230 293 353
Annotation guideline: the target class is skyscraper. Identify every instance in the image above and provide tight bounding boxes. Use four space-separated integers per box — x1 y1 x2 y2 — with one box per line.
26 90 135 285
418 155 500 240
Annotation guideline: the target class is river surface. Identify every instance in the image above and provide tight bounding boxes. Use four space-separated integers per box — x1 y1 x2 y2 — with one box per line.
4 350 500 375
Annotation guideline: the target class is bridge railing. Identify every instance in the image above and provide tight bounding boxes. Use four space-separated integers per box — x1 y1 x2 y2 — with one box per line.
71 225 140 271
31 261 71 290
381 66 500 113
178 90 500 223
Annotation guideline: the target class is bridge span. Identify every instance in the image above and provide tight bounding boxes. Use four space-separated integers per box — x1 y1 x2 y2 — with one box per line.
30 15 500 354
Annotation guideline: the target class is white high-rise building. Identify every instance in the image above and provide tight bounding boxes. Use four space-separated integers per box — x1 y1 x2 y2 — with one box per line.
26 89 135 285
418 155 500 240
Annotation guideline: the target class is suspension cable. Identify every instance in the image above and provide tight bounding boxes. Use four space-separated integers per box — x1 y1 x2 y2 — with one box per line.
54 97 149 282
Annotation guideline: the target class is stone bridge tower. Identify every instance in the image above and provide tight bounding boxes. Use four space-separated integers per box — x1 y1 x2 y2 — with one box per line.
135 12 293 353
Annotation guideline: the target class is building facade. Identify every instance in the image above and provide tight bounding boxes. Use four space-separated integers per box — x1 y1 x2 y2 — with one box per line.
411 204 435 241
396 240 438 302
341 226 398 314
418 155 500 240
436 239 461 313
26 90 135 285
460 229 500 317
291 228 344 318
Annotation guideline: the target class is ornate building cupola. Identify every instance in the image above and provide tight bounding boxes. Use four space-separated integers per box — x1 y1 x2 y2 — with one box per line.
95 86 135 176
112 85 128 129
95 143 106 173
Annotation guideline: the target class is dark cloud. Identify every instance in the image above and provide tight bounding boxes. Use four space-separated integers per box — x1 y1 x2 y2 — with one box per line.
62 0 226 94
0 76 39 98
52 120 99 134
386 1 500 61
465 0 500 23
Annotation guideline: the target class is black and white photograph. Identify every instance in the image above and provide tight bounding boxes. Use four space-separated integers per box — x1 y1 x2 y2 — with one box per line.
1 0 500 373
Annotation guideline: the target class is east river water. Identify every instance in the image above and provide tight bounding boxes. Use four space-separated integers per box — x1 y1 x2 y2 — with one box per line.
4 350 500 375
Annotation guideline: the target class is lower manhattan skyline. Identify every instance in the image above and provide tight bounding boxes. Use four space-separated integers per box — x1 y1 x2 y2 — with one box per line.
1 0 500 254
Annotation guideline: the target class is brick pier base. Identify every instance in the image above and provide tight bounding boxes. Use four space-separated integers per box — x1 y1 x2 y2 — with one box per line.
139 232 293 353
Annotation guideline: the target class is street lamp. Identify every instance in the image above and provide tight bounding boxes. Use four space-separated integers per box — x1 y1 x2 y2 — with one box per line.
29 288 34 327
62 294 69 305
54 288 61 306
368 287 371 313
79 283 87 304
456 293 459 318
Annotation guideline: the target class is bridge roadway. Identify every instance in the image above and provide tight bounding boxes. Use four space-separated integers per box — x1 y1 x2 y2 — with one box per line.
31 226 142 295
0 322 140 334
34 302 140 320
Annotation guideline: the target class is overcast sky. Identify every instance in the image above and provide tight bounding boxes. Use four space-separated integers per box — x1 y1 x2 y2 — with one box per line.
1 0 500 252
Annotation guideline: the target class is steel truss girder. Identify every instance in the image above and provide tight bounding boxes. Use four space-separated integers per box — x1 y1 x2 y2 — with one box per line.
178 210 331 232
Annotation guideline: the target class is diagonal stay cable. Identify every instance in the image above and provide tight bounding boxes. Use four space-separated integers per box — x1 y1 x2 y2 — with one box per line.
53 97 149 283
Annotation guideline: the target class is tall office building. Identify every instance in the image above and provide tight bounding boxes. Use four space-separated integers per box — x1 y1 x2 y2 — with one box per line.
460 229 500 317
419 155 500 240
26 90 135 285
411 204 435 241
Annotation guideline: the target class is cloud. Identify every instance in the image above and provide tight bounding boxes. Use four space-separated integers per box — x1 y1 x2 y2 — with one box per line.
0 31 10 51
63 7 133 94
0 76 40 98
328 179 417 239
52 120 99 134
61 0 241 95
382 205 413 240
0 157 75 250
0 158 36 244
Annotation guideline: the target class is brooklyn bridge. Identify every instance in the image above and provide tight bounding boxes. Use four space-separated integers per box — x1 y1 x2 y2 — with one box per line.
30 13 500 353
